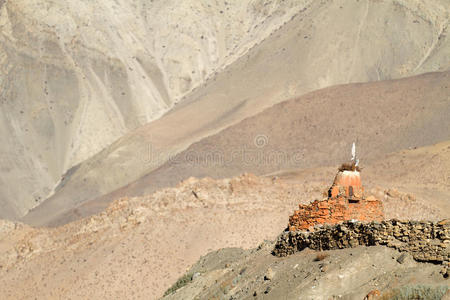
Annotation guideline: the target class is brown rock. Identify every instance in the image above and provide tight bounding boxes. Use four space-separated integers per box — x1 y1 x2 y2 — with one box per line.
264 268 275 281
365 289 381 300
438 219 450 225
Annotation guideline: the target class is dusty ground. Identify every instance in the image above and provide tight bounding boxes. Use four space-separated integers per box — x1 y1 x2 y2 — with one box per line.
0 175 307 299
0 1 449 299
1 142 449 299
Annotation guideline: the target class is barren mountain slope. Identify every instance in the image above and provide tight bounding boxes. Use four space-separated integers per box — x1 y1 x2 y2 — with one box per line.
19 0 450 223
1 142 449 299
31 71 450 226
0 0 308 218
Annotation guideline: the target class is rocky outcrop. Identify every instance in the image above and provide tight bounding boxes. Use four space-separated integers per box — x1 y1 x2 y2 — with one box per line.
274 219 450 267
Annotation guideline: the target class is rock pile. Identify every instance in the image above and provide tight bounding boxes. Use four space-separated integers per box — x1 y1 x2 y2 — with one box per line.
274 219 449 268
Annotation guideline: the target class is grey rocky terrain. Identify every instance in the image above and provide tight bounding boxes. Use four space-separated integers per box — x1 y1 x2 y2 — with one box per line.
162 242 448 300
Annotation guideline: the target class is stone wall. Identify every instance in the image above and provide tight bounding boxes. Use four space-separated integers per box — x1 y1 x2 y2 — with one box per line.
274 219 449 267
288 196 384 231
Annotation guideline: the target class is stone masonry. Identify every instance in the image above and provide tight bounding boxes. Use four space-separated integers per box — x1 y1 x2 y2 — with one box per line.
289 196 384 231
273 219 450 269
288 165 384 231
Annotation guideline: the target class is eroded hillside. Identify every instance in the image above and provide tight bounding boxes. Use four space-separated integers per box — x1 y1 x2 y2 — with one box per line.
1 142 449 299
2 0 449 221
31 71 450 226
0 0 307 218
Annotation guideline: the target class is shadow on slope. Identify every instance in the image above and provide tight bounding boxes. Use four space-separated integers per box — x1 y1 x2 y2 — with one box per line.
19 0 450 224
30 71 450 227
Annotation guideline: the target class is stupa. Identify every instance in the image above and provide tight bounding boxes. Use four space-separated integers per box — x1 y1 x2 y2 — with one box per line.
288 143 384 231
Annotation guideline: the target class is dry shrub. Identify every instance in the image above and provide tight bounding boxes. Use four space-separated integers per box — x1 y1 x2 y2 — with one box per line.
339 162 361 172
163 272 194 296
314 252 329 261
378 284 449 300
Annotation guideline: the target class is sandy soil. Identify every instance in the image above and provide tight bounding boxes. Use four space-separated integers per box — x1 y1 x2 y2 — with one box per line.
0 1 449 299
0 175 307 299
1 142 449 299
